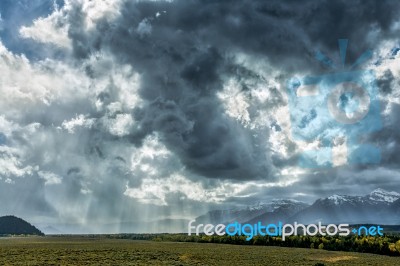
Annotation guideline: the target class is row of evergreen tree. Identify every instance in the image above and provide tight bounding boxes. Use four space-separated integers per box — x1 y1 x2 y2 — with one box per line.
106 233 400 256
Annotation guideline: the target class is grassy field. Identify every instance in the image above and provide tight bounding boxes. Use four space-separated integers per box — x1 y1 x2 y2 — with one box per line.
0 236 399 265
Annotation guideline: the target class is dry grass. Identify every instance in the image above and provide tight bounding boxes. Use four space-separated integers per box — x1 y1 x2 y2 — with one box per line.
309 255 358 263
0 236 399 265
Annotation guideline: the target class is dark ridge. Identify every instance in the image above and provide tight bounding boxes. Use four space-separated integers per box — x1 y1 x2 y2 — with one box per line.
0 215 44 236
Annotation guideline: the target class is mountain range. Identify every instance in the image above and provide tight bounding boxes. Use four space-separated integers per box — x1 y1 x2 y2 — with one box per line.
194 188 400 225
36 188 400 234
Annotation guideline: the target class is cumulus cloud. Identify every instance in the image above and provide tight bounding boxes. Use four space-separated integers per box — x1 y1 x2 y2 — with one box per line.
62 114 96 133
38 171 62 185
20 6 71 49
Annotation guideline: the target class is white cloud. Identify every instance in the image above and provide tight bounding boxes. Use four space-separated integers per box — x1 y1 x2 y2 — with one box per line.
0 41 94 120
62 114 96 133
80 0 123 30
137 18 152 37
0 146 37 179
0 116 19 137
129 133 173 178
218 78 251 126
124 174 226 206
38 171 62 185
19 0 125 49
106 113 134 137
19 7 71 49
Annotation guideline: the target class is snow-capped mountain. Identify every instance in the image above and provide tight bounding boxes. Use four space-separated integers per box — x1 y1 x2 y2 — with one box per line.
245 199 309 224
290 188 400 224
368 188 400 203
325 194 363 205
315 189 400 207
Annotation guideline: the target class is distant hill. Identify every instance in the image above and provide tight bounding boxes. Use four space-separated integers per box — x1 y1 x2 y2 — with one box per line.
0 216 44 236
246 200 309 224
195 199 310 225
39 225 63 235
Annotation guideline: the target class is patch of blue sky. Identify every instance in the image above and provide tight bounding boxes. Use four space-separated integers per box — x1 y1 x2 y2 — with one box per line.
0 0 64 59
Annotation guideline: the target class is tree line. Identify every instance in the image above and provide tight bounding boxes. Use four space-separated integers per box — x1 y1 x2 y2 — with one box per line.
105 233 400 256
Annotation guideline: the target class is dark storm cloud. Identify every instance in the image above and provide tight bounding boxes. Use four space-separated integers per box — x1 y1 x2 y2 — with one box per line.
121 0 399 69
377 69 394 94
61 0 400 181
370 102 400 167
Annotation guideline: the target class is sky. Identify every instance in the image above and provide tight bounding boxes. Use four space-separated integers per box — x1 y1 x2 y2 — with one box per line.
0 0 400 233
